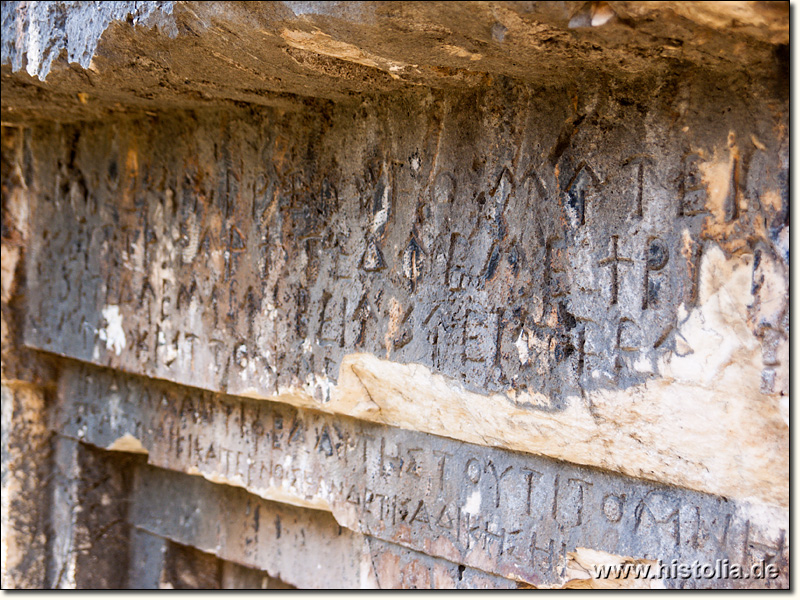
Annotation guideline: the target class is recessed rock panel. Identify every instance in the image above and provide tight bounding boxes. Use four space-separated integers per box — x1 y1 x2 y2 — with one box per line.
56 362 788 588
2 0 788 589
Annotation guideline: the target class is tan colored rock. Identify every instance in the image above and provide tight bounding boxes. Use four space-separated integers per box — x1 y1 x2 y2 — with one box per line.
56 361 789 588
1 126 54 589
1 384 50 589
0 0 789 590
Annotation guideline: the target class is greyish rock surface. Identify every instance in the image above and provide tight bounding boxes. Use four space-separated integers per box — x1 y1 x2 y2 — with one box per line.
1 0 789 589
56 361 788 588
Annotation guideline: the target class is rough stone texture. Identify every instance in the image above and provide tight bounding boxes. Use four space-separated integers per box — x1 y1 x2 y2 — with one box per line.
1 1 174 81
127 528 168 589
1 2 789 121
48 438 141 588
220 560 296 590
0 0 789 590
0 384 50 588
1 125 55 589
128 503 295 589
22 74 789 509
57 362 788 588
131 461 515 589
157 540 295 589
161 541 223 590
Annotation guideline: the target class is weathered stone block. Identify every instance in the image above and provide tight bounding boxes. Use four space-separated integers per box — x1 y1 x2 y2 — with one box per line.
1 384 50 589
127 529 168 589
161 542 223 590
49 437 141 588
130 461 515 589
0 0 788 589
21 84 788 510
220 561 295 590
57 362 788 588
1 125 55 589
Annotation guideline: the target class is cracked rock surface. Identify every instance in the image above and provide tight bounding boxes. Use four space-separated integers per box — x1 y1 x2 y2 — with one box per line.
2 1 789 590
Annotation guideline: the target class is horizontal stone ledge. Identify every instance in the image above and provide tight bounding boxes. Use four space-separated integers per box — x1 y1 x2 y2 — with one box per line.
130 462 517 589
55 360 787 588
1 1 788 122
21 104 788 509
18 32 790 507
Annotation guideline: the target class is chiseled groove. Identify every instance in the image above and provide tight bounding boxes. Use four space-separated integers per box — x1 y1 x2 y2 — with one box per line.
54 358 788 588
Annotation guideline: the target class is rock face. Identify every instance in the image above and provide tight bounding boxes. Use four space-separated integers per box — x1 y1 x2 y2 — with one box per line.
1 1 789 590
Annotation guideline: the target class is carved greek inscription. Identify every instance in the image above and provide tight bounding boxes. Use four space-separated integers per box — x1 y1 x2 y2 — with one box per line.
544 237 568 303
635 491 681 548
614 318 638 377
553 475 592 528
361 238 386 272
622 155 654 219
679 153 707 216
446 233 468 291
741 522 786 569
523 468 544 516
681 235 703 308
24 112 785 510
55 364 785 588
602 494 624 522
530 534 566 576
462 307 495 364
599 235 632 306
563 163 598 228
318 292 346 347
402 235 424 291
643 237 669 310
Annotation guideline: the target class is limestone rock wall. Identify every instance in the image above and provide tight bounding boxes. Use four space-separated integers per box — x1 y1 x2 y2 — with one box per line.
1 1 789 589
